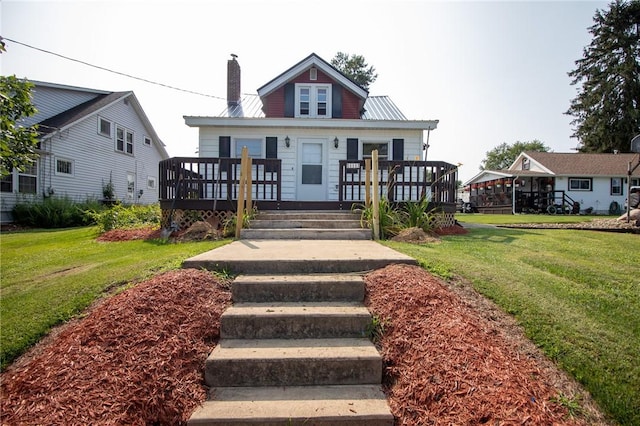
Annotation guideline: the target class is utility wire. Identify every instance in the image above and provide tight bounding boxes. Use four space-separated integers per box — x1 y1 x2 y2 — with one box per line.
2 36 226 101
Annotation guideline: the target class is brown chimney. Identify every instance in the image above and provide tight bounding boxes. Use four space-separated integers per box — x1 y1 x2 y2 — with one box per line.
227 54 241 107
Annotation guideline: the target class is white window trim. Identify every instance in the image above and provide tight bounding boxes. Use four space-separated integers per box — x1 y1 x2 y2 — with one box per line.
98 117 112 138
115 125 135 155
234 138 264 158
568 177 592 191
361 141 390 160
144 135 152 146
126 172 135 199
294 83 332 118
55 157 74 176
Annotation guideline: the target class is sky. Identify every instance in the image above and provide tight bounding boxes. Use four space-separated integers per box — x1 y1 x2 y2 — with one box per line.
0 0 609 183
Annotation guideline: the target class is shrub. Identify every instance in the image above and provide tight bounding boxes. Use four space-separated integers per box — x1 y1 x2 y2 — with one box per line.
88 204 161 232
12 197 102 228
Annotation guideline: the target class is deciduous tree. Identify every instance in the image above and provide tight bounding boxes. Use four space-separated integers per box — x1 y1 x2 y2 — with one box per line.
481 140 549 171
0 75 39 178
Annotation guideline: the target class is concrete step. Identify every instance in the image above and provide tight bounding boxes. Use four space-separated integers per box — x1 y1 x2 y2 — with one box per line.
205 338 382 387
249 219 363 229
240 228 371 240
231 274 365 303
188 385 394 425
183 240 417 274
256 210 362 221
221 303 371 339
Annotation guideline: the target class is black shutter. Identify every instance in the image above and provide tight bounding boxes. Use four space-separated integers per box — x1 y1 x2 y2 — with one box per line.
347 138 359 160
266 136 278 172
284 83 294 117
392 139 404 161
219 136 231 157
332 85 342 118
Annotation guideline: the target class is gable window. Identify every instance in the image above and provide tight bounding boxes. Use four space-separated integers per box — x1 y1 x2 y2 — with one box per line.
362 142 389 160
295 84 331 118
235 138 262 158
98 117 112 137
55 158 73 176
116 126 134 154
144 136 152 146
18 163 37 194
611 178 622 195
569 177 591 191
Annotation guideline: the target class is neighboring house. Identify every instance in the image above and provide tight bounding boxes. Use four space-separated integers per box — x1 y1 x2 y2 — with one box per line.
1 81 169 223
160 53 457 229
464 151 640 214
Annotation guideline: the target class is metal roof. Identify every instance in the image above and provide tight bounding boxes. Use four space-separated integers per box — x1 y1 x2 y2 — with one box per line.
216 94 408 121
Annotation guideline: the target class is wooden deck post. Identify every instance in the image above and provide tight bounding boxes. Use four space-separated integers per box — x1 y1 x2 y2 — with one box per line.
365 159 371 207
371 150 380 240
235 147 249 239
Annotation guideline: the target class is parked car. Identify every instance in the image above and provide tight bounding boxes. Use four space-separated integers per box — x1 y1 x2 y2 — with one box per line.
624 186 640 210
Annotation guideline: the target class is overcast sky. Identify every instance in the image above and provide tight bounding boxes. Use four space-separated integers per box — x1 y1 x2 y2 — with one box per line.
1 0 608 183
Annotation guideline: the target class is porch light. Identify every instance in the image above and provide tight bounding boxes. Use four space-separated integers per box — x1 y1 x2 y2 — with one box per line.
334 137 339 149
285 136 290 148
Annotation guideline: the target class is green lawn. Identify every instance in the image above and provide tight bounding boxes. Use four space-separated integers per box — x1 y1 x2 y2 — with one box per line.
385 219 639 425
0 226 230 370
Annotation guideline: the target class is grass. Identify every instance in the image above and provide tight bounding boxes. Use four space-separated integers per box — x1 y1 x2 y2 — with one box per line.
384 218 640 425
455 213 604 225
0 226 230 370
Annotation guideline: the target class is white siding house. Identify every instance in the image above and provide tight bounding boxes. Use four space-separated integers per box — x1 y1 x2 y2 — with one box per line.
1 81 169 223
183 53 439 204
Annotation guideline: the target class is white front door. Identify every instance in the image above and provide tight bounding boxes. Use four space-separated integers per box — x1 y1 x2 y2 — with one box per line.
297 138 327 201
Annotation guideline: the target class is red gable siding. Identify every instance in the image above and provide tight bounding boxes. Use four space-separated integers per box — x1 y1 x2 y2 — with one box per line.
341 89 362 119
261 67 364 119
263 86 285 117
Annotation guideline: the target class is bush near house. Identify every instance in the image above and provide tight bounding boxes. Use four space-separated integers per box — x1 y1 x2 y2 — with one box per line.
12 197 104 228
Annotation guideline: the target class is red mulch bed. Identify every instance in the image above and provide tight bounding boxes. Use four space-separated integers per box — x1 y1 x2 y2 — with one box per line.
96 227 163 242
366 264 605 425
0 269 231 425
1 262 606 425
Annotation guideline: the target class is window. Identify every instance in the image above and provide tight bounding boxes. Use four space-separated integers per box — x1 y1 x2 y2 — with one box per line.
127 173 135 199
18 163 37 194
362 142 389 160
147 176 157 190
295 84 331 118
1 173 13 192
55 158 73 176
569 178 591 191
611 178 622 195
98 117 112 137
144 136 152 146
116 126 134 154
235 138 262 158
522 158 530 170
310 67 317 81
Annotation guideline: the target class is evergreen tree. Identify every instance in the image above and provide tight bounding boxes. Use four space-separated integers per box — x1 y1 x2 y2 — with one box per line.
481 140 550 171
331 52 378 90
566 0 640 153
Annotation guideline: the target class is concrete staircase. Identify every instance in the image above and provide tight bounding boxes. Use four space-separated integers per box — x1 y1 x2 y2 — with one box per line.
187 273 393 425
240 210 371 240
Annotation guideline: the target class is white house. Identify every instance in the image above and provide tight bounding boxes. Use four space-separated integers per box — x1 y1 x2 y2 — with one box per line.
464 151 640 214
1 81 169 223
180 53 448 204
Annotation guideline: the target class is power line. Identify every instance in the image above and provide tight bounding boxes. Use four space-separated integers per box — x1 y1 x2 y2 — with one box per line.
2 36 226 101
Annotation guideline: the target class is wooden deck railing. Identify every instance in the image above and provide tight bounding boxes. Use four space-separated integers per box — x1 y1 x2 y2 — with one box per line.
159 157 282 203
338 160 457 204
159 157 457 209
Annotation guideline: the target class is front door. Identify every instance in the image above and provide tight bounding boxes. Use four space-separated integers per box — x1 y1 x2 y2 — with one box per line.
297 138 327 201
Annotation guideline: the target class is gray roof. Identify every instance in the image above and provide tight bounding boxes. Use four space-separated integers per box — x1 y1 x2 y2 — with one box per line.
217 94 407 121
